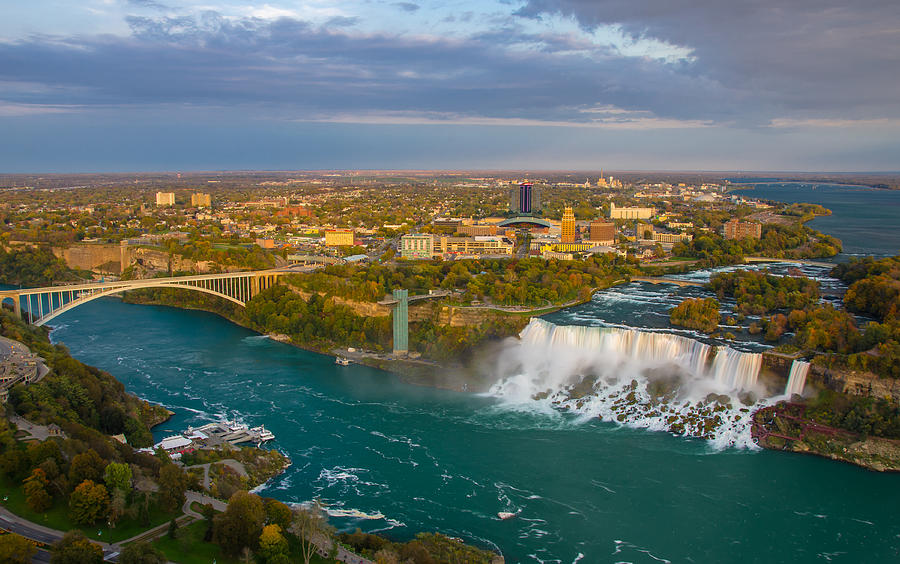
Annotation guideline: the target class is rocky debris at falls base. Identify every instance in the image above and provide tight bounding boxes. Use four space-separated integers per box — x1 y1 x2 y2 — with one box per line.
751 403 900 472
530 374 766 448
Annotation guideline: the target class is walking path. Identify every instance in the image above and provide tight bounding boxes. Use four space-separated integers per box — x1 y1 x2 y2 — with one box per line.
9 415 63 441
184 459 248 490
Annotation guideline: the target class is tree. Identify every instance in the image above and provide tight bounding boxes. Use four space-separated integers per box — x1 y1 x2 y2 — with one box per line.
374 548 401 564
213 491 266 555
167 518 179 539
258 524 289 563
68 449 105 486
68 479 110 526
0 532 37 564
289 503 333 564
264 498 293 529
117 542 166 564
157 464 188 511
103 462 132 494
50 531 103 564
108 488 127 528
23 467 53 512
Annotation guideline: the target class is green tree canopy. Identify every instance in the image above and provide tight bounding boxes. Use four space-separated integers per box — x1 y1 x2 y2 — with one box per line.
213 491 266 555
68 479 110 526
50 531 103 564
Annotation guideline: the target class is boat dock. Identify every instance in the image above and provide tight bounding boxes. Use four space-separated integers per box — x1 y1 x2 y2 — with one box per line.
192 420 275 446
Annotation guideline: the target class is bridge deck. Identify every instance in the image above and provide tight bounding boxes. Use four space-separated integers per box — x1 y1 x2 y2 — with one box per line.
378 290 451 306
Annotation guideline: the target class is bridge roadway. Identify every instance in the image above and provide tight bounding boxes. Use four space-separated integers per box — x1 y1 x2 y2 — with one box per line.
0 269 286 326
377 289 452 306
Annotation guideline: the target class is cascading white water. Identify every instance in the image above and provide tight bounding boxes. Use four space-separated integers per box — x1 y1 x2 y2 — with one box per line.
489 319 770 449
784 360 810 398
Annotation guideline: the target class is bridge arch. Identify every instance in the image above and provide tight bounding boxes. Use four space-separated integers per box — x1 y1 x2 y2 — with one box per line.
34 282 246 327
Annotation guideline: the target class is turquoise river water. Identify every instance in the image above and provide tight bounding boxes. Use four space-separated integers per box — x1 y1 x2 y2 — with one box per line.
36 183 900 563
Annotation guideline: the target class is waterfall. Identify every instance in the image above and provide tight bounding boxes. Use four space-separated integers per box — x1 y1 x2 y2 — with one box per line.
784 360 810 398
489 319 769 449
708 347 762 391
516 318 760 392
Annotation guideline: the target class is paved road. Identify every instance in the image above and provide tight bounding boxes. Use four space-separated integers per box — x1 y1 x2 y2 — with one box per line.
0 505 118 561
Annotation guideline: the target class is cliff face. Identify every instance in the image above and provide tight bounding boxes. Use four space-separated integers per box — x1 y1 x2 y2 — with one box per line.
54 243 123 273
289 288 392 317
53 243 217 276
809 364 900 402
758 351 795 394
127 246 215 274
436 305 519 327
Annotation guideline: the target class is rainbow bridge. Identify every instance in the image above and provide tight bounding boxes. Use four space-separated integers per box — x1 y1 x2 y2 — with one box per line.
0 270 284 326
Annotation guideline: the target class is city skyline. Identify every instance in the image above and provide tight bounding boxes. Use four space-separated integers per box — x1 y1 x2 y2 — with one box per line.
2 0 899 172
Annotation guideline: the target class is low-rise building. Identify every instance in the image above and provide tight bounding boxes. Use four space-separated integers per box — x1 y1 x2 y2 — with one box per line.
435 236 513 256
588 221 616 245
325 229 355 247
191 192 212 207
610 203 653 220
400 233 434 259
723 219 762 240
458 224 498 236
652 231 693 244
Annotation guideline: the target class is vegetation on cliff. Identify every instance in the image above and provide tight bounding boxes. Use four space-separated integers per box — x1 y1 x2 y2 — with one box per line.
339 528 499 564
157 239 275 271
246 285 393 351
1 311 168 446
708 269 820 315
806 256 900 378
669 297 720 333
752 402 900 472
671 222 841 267
244 284 526 362
287 255 637 306
0 246 84 286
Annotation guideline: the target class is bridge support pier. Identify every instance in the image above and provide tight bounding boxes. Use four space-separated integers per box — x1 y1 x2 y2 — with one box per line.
391 289 409 356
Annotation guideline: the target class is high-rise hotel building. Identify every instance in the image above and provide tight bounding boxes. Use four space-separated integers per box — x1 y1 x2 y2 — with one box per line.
509 182 541 215
561 207 576 243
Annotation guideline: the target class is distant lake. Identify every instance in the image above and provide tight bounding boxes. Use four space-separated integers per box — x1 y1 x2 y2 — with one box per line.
727 181 900 257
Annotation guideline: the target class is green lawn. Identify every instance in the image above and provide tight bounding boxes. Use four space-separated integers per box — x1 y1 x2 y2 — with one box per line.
153 521 339 564
0 477 179 543
153 521 242 564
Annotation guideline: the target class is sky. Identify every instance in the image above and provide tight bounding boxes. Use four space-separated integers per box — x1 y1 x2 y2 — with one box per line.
1 0 899 172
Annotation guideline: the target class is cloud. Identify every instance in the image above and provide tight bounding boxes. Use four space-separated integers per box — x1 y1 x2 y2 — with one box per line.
0 102 84 117
1 3 898 131
515 0 900 122
0 11 730 126
126 0 170 9
392 3 420 13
